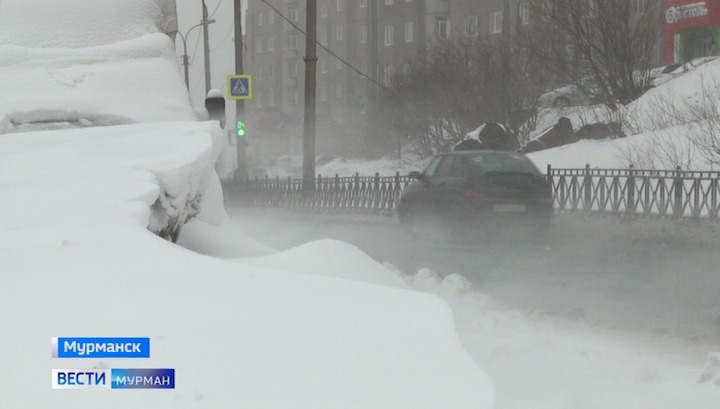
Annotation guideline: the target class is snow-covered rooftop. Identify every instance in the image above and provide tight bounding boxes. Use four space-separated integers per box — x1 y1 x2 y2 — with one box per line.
0 0 194 131
0 33 196 131
0 0 175 48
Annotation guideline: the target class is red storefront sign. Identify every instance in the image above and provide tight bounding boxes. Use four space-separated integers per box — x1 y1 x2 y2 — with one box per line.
663 0 720 63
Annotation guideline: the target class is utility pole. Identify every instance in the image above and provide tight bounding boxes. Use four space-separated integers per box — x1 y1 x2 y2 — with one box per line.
202 0 212 94
368 0 379 159
302 0 318 189
234 0 247 180
501 0 512 127
369 0 378 106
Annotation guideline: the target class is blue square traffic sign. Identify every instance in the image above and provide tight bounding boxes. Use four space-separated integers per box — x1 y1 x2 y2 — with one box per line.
227 75 252 100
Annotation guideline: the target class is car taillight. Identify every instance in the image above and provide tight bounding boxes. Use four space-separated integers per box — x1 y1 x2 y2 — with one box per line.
461 190 482 199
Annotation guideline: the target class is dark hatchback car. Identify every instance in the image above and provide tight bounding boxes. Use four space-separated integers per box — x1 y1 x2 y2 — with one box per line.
398 150 553 236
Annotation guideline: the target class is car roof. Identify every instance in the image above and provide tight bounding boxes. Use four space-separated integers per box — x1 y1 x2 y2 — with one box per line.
439 150 524 157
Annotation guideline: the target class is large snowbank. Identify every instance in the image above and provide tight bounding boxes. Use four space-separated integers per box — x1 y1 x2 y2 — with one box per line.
0 33 196 128
623 57 720 133
0 0 173 48
0 123 494 407
0 229 495 408
525 59 720 171
527 121 720 171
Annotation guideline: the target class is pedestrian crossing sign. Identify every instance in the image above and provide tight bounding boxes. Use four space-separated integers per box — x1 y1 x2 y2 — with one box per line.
227 75 252 100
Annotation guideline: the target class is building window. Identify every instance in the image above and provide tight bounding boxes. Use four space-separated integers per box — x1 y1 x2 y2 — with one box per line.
336 85 343 98
267 88 275 106
268 11 275 25
336 25 344 41
288 8 299 22
289 60 298 78
337 0 344 12
268 64 275 78
288 35 298 50
632 0 648 14
464 16 478 37
520 3 530 25
320 86 328 101
320 59 328 73
360 60 369 77
489 12 503 34
255 12 263 26
335 58 343 70
320 31 328 45
359 24 368 43
289 87 299 104
268 37 275 51
384 25 394 46
385 0 393 5
405 21 414 42
435 16 450 40
255 39 263 53
321 4 328 17
359 0 367 7
384 65 394 86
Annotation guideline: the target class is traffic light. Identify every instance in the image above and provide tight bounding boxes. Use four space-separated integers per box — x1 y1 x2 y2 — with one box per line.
236 120 246 137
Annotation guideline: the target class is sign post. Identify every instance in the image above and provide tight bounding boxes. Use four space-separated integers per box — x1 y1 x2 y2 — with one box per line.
228 74 252 181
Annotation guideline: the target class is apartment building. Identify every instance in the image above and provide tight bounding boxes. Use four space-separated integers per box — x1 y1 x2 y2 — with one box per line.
245 0 667 158
246 0 521 156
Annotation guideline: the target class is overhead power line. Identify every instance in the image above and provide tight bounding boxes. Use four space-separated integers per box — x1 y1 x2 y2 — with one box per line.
188 30 202 65
258 0 395 95
211 25 234 51
209 0 223 18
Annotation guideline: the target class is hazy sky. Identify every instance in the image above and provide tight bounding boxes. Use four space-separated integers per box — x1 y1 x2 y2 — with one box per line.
176 0 247 108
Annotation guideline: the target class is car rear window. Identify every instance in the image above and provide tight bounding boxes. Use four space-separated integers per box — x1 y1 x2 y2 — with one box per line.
463 152 541 175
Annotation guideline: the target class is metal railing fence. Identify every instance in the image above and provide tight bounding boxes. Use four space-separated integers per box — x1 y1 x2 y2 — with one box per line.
230 165 720 221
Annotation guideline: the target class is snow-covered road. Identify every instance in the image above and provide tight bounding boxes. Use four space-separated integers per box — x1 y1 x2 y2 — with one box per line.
222 204 720 344
208 202 720 408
